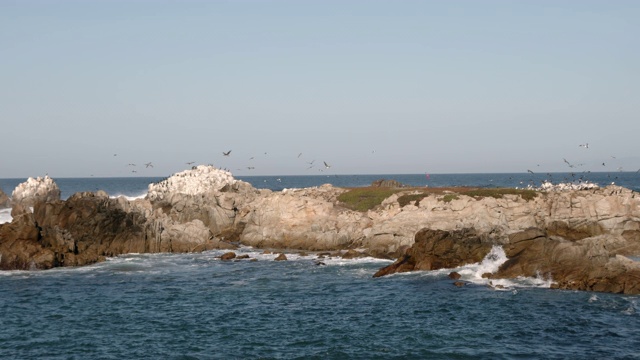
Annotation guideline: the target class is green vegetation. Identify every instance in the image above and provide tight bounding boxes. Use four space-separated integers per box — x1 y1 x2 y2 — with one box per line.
337 187 539 212
397 193 428 207
462 188 538 201
442 194 459 203
337 188 399 212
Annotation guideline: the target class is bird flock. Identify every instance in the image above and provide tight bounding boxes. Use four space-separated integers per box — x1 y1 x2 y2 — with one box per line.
107 149 338 177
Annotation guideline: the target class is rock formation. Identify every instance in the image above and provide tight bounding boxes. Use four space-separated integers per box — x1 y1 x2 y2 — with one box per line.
1 166 639 294
375 226 640 294
11 175 61 208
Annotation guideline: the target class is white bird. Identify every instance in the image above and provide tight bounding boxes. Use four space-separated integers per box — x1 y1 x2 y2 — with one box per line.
323 161 331 168
579 143 589 148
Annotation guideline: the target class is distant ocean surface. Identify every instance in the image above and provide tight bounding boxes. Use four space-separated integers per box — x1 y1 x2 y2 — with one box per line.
1 173 639 359
2 171 639 200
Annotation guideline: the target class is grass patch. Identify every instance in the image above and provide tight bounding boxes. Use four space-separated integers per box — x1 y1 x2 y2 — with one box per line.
337 187 400 212
337 186 539 212
397 193 429 207
461 188 538 201
442 194 459 203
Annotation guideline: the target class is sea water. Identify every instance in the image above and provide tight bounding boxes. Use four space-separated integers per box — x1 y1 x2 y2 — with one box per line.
0 173 639 359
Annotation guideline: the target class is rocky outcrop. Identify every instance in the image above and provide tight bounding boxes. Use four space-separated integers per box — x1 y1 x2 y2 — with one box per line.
11 176 61 208
375 226 640 294
490 228 640 294
0 189 235 270
147 166 261 242
2 166 640 294
0 187 10 209
373 228 493 277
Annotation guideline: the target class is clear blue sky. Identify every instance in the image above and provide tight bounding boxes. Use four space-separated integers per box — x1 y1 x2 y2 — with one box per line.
2 0 639 178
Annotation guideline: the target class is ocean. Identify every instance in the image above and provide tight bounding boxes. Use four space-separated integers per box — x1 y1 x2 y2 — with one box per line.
1 172 639 359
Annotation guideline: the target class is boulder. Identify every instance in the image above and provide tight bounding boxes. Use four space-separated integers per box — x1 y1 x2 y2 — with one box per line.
0 206 51 270
373 228 494 277
274 253 287 261
0 190 235 269
220 252 236 260
489 228 640 294
147 165 259 241
11 176 61 208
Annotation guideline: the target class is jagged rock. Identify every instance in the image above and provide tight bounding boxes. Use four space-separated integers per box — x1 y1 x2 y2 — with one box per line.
0 191 233 269
0 187 10 209
449 271 461 280
0 207 49 270
453 281 465 287
375 226 640 294
488 228 640 294
3 165 640 294
11 175 61 208
147 165 259 240
373 228 494 277
274 253 287 261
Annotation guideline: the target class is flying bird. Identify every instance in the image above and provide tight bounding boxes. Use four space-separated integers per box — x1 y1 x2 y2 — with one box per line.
145 162 153 168
579 143 589 148
323 161 331 169
186 161 195 165
223 150 232 156
527 169 534 174
563 158 575 168
128 163 136 166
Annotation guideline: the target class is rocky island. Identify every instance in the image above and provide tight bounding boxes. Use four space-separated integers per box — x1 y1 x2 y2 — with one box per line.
1 166 639 294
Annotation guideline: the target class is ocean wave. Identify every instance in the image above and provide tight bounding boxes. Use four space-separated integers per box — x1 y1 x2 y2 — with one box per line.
0 208 12 224
109 192 147 201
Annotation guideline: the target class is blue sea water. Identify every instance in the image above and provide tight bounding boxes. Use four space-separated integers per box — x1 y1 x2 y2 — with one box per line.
1 171 639 199
1 173 640 359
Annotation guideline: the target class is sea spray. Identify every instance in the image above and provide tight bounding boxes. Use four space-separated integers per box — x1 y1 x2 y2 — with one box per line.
0 208 12 224
456 246 553 289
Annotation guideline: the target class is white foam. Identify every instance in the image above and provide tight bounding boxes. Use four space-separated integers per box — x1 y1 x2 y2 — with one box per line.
109 193 147 201
0 208 12 224
410 246 553 290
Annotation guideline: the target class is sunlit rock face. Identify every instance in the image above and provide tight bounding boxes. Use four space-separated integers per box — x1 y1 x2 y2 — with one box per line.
2 168 640 294
11 176 61 208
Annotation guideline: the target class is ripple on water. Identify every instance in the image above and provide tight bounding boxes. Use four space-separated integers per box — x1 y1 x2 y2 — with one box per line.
1 251 639 359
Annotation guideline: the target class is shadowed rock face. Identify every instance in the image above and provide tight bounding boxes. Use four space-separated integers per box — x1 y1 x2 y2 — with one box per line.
3 167 640 294
375 227 640 294
0 191 234 270
373 228 493 277
490 228 640 294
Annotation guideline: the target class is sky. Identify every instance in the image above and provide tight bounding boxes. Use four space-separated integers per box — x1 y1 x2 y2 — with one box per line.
1 0 639 178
